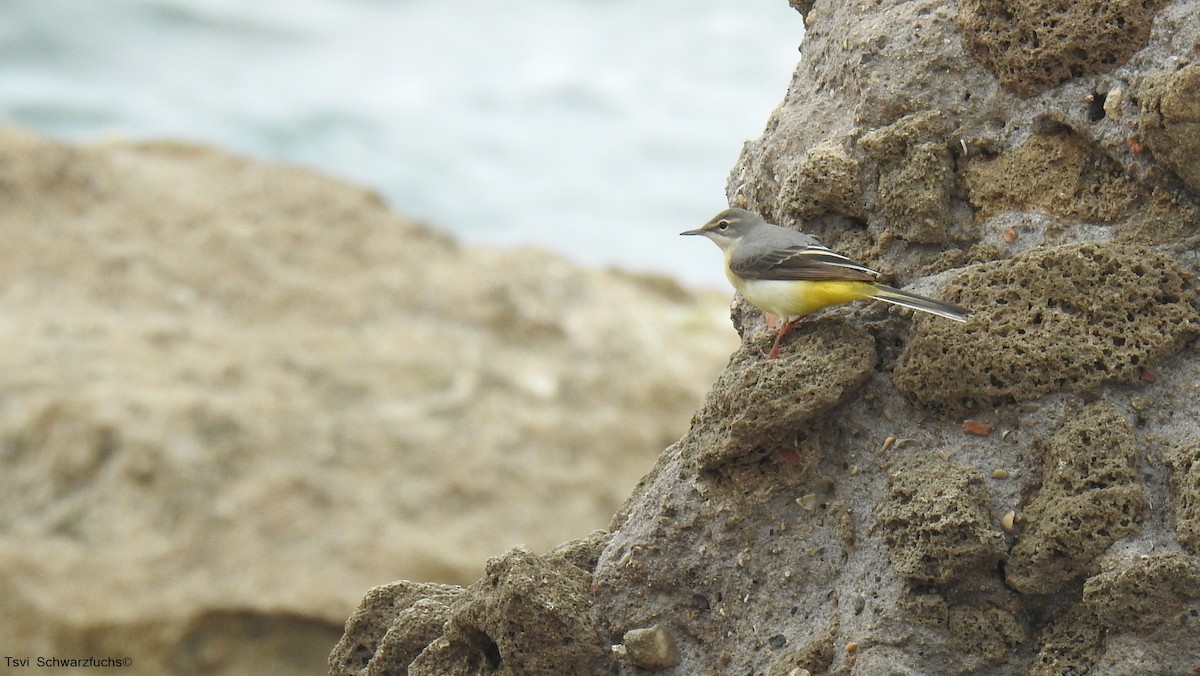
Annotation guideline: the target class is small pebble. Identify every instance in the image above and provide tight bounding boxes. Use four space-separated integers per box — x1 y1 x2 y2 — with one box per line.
1002 510 1016 533
1104 87 1123 119
963 420 992 436
992 468 1009 480
797 493 819 511
619 624 680 670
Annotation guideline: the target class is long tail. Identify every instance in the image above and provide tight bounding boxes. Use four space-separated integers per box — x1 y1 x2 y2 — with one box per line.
869 284 969 322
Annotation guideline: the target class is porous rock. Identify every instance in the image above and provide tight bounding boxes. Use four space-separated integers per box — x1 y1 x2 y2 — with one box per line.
875 455 1005 586
1139 64 1200 191
858 111 954 244
686 318 876 471
894 242 1198 415
328 582 462 676
962 130 1148 222
587 383 863 676
946 603 1026 665
1082 552 1200 631
1006 403 1147 594
330 531 614 676
1028 604 1105 676
777 142 864 221
408 546 611 676
956 0 1165 97
1168 442 1200 553
891 591 1027 669
1077 551 1200 673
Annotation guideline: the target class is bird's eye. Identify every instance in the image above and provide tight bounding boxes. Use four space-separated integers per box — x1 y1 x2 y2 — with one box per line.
716 220 730 230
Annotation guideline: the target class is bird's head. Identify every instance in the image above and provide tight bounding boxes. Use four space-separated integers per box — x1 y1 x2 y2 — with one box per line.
679 207 761 252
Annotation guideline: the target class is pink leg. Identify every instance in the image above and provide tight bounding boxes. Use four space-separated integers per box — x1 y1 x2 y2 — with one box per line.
766 317 801 359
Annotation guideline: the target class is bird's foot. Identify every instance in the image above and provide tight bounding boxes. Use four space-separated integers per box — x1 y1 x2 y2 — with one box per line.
762 317 801 359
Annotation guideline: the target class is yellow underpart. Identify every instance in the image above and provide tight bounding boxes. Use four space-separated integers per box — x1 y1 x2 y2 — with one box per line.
734 277 877 320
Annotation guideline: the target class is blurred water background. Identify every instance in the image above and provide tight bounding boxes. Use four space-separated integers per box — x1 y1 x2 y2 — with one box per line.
0 0 802 287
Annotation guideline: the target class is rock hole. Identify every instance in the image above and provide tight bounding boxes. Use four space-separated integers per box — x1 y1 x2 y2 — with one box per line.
1087 92 1107 122
461 626 502 669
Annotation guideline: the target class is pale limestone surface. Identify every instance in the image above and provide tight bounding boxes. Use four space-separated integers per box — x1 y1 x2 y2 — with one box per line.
0 126 736 675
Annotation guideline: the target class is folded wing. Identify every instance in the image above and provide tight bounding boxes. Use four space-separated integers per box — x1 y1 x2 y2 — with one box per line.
731 242 880 282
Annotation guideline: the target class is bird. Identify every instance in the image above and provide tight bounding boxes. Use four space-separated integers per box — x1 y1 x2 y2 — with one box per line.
681 207 968 358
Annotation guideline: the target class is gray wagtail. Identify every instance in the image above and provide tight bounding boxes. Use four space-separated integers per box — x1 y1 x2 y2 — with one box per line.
681 207 968 358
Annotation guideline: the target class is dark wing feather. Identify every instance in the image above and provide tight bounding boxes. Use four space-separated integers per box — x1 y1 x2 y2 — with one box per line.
731 243 880 282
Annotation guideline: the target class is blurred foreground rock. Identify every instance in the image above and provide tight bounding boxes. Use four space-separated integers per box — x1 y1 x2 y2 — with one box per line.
335 0 1200 674
0 125 736 675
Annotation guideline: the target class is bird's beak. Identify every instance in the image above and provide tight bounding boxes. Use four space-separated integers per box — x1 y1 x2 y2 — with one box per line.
679 228 705 236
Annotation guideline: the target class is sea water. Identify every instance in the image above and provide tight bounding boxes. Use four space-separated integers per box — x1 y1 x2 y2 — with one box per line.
0 0 803 287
